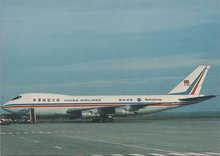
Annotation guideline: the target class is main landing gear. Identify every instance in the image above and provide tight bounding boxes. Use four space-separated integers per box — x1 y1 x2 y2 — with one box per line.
30 108 36 124
91 116 115 123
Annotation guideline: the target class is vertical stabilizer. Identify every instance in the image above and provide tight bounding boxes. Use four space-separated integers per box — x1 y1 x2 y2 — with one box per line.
168 65 210 95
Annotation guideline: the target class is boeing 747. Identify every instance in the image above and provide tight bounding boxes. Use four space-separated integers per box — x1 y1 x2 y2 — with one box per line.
1 65 216 122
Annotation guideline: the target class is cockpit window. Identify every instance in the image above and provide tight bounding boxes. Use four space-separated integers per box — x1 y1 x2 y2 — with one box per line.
11 96 22 100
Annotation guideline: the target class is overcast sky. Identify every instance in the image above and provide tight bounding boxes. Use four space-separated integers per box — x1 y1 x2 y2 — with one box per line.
1 0 219 113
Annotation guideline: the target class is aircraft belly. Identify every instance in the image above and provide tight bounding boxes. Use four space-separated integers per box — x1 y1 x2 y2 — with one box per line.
137 105 179 114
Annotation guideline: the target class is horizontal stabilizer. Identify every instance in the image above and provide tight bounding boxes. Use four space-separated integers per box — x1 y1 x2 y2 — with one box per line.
179 95 216 102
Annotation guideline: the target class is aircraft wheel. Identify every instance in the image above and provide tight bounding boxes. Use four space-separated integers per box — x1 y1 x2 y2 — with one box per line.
91 118 100 123
108 118 114 123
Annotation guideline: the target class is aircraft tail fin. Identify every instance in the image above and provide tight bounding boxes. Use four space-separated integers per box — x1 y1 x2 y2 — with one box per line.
168 65 210 95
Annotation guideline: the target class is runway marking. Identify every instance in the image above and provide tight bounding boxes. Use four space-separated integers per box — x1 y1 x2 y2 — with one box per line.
89 153 220 156
1 130 219 156
1 130 97 135
148 154 168 156
56 133 220 156
168 153 186 156
54 146 62 150
184 152 212 156
203 152 220 156
57 134 175 153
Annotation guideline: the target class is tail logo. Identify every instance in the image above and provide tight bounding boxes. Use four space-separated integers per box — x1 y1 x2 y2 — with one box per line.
184 80 190 86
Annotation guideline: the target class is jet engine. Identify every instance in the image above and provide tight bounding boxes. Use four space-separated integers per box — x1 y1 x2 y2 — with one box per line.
81 109 100 119
114 108 134 116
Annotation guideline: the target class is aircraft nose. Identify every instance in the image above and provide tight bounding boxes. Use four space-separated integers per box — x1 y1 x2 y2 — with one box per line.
1 104 5 108
1 104 7 110
1 103 11 111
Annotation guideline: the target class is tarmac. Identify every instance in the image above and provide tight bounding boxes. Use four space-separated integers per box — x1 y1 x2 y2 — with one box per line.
1 118 220 156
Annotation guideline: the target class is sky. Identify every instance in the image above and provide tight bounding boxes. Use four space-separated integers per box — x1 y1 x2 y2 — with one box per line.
0 0 220 113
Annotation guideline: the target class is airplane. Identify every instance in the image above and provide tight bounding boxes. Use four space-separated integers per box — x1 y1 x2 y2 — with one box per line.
1 65 216 122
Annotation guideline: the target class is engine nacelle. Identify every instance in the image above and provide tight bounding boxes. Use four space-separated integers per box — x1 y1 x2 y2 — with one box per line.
115 108 134 117
81 109 100 119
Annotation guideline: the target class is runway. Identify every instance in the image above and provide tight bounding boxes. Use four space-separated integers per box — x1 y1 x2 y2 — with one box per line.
1 119 220 156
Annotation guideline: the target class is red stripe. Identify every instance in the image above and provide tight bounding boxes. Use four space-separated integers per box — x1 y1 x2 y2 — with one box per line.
5 103 180 109
190 69 206 95
4 104 122 109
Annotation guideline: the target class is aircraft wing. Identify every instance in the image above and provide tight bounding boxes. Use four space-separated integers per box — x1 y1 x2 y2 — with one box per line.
66 103 151 117
179 95 216 102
